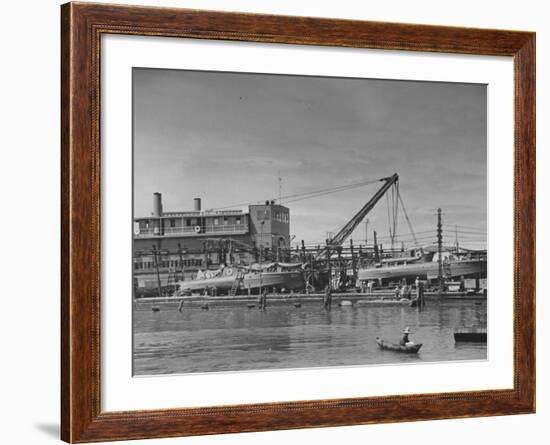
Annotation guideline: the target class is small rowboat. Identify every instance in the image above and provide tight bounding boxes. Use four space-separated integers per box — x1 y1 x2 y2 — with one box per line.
376 337 422 353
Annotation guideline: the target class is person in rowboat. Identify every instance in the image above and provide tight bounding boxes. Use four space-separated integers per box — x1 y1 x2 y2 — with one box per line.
400 327 412 346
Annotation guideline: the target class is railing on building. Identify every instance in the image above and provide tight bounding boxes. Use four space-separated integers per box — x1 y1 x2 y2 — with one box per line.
134 223 249 237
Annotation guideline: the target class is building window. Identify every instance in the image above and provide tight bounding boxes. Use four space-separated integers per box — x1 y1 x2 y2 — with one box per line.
214 218 219 225
186 219 191 227
258 210 270 220
236 217 241 224
223 217 228 225
170 219 176 227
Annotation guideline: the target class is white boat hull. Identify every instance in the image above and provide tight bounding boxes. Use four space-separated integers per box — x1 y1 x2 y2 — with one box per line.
178 271 304 293
358 259 486 284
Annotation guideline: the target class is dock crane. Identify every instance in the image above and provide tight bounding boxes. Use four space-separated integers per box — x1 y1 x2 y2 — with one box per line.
314 173 399 261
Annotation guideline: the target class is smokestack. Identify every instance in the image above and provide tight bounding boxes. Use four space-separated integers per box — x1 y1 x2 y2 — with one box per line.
193 198 202 211
153 192 163 217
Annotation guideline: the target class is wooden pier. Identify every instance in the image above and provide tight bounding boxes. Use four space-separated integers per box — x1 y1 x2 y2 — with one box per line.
134 289 485 310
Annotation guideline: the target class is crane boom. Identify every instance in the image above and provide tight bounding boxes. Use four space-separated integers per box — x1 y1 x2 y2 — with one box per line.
314 173 399 260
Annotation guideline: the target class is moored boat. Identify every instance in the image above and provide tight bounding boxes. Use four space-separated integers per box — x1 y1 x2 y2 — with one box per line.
177 262 305 294
241 272 304 291
375 336 422 353
454 327 487 342
177 267 236 293
358 249 486 286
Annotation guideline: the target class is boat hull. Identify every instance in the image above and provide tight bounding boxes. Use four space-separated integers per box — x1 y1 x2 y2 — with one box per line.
454 327 487 342
376 337 422 353
179 276 235 292
358 259 486 284
243 271 304 291
178 271 304 293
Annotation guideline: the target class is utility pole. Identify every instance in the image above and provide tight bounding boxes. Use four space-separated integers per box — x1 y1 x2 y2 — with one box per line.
260 221 264 295
177 242 184 282
455 224 459 253
152 244 163 298
326 239 332 290
364 219 369 246
373 230 379 262
203 241 209 269
350 238 356 280
259 209 267 295
437 208 443 291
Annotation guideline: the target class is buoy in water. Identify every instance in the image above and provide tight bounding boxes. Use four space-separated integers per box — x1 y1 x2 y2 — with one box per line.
151 307 160 312
294 302 302 308
201 304 209 311
247 304 256 309
339 300 353 307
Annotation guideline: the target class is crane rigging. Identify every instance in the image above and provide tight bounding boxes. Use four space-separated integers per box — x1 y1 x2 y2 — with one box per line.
314 173 399 260
206 172 417 263
207 178 381 212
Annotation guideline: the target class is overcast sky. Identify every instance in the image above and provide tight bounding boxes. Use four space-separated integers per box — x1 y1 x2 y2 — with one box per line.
133 68 487 249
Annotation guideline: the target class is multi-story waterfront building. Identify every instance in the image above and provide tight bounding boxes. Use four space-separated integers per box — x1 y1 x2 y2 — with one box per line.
133 193 291 289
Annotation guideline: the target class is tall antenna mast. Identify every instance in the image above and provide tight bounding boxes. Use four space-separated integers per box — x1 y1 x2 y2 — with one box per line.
278 170 282 204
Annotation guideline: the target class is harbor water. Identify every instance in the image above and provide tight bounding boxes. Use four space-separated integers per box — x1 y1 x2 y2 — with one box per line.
133 299 487 375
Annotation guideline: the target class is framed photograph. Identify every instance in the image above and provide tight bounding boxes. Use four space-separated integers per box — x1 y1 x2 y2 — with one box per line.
61 2 535 442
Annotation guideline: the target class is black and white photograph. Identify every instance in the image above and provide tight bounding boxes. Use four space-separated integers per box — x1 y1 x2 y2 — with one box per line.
132 68 488 376
2 0 545 443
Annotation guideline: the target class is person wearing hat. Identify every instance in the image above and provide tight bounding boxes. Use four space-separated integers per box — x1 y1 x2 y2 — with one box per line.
400 327 412 346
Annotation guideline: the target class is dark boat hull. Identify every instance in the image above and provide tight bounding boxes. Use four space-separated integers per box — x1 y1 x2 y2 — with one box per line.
454 327 487 342
376 337 422 353
243 271 304 291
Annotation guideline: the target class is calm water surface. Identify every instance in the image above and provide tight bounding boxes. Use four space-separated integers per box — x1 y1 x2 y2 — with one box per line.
133 300 487 375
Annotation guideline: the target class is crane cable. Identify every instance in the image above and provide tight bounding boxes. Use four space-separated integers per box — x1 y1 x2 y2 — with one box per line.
393 183 399 248
397 188 419 247
385 182 400 249
208 178 382 211
385 192 393 247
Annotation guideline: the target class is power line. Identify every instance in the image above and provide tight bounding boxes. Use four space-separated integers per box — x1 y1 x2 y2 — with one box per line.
209 178 382 211
444 224 486 232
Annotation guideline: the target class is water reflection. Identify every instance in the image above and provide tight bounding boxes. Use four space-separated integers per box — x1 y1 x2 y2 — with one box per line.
133 300 487 375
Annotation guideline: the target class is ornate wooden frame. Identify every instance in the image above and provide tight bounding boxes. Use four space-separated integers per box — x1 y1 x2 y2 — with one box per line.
61 2 535 442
